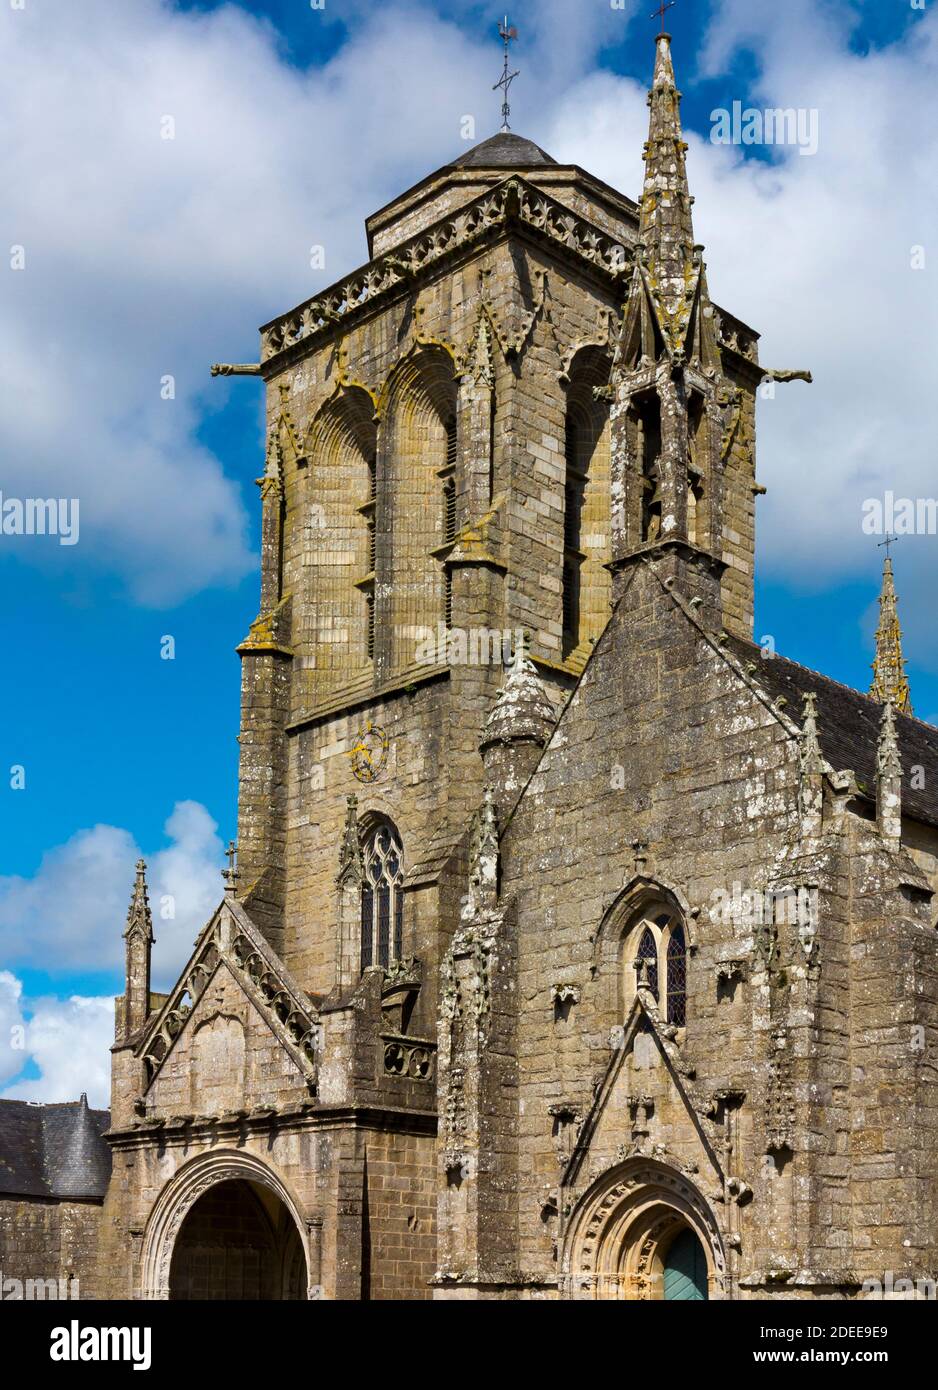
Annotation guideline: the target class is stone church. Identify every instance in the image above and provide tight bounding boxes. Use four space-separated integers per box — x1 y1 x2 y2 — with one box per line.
4 33 937 1301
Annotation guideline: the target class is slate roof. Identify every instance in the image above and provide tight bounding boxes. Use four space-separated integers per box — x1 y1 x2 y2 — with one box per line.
725 635 938 828
0 1095 111 1200
454 132 557 168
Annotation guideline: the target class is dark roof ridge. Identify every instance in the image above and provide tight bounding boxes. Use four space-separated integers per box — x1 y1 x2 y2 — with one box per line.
729 635 936 736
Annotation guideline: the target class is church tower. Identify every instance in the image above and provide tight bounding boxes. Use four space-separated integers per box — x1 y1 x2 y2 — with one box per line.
231 34 763 993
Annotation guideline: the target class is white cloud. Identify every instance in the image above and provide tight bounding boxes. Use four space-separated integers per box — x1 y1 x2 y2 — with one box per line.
1 984 114 1109
0 800 225 984
0 0 506 603
8 0 931 654
0 0 646 606
0 971 27 1087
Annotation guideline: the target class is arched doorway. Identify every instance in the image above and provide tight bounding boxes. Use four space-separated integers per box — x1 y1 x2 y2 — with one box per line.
169 1178 305 1300
663 1226 708 1301
141 1151 314 1300
561 1157 725 1300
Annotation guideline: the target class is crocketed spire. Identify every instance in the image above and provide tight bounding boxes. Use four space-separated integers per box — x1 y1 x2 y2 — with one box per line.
638 34 698 350
479 633 555 750
124 858 153 944
870 555 912 715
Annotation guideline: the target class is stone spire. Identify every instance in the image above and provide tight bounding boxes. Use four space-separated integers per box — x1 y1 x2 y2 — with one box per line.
638 33 699 357
122 858 154 1038
870 554 912 715
876 699 903 850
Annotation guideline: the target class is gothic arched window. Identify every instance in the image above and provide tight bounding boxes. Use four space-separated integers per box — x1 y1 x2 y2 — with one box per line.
625 909 688 1025
360 822 404 972
635 926 659 1001
666 925 687 1026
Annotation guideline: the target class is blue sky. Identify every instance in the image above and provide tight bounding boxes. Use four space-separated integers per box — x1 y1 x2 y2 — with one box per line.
2 0 936 1102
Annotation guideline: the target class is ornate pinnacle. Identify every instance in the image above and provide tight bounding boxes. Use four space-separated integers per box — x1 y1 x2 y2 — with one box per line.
799 692 825 775
870 553 912 715
124 858 154 943
466 309 495 388
337 794 363 884
258 433 284 499
876 700 903 780
222 840 239 896
462 787 500 921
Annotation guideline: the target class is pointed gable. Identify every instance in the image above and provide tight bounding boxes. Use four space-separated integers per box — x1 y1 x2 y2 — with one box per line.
137 899 321 1117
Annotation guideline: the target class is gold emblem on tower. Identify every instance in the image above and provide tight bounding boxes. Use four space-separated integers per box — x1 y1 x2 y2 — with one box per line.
349 720 390 784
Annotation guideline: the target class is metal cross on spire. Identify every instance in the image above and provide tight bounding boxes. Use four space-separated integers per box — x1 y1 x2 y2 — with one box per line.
651 0 676 36
493 17 519 133
878 533 899 560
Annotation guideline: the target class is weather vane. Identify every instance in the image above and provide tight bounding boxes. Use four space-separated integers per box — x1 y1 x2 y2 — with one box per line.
493 17 519 133
651 0 676 36
878 533 900 560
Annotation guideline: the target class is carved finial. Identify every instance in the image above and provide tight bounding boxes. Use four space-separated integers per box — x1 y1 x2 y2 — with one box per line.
222 841 239 896
799 692 825 775
337 794 363 885
877 700 903 780
259 433 283 498
798 693 826 837
466 309 495 388
124 858 153 943
462 788 499 921
870 546 913 715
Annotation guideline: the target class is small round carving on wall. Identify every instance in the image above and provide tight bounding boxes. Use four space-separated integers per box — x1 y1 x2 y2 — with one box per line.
350 720 389 783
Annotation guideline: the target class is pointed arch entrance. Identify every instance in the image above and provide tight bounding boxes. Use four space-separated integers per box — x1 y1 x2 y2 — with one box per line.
561 1157 725 1300
168 1178 305 1300
141 1151 315 1300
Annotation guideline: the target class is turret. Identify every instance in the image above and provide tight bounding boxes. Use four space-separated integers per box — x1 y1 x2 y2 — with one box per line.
479 633 556 821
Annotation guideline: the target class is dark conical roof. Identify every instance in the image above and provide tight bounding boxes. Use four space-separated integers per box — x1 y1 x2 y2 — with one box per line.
455 131 557 169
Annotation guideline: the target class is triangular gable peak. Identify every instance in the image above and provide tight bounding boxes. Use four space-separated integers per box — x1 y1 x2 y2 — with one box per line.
561 991 723 1192
136 898 321 1095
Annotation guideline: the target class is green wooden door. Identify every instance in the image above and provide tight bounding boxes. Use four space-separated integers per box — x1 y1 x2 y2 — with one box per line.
662 1229 708 1301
